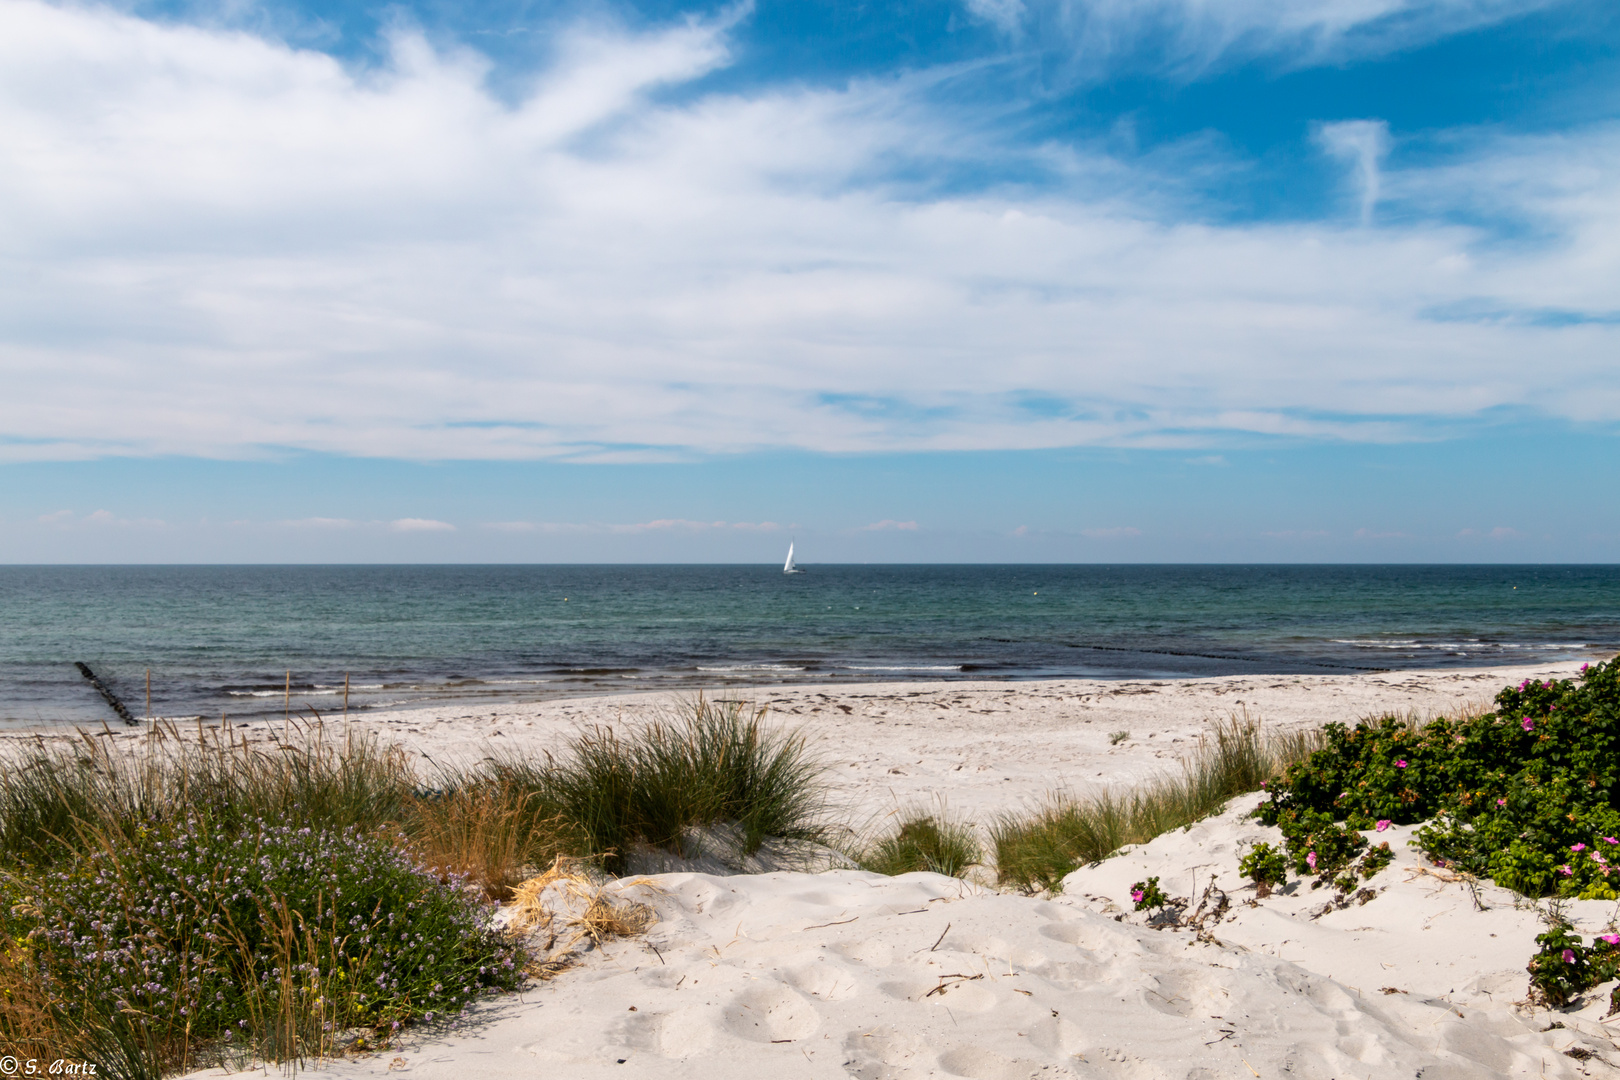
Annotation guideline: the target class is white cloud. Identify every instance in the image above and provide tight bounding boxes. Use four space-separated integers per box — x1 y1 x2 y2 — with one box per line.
0 1 1615 466
860 519 920 531
1316 119 1391 224
966 0 1027 34
976 0 1562 77
390 518 455 532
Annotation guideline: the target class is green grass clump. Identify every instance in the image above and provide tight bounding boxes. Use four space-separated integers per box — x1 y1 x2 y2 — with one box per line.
857 811 981 878
0 723 414 871
1259 657 1620 899
992 717 1320 893
491 697 826 874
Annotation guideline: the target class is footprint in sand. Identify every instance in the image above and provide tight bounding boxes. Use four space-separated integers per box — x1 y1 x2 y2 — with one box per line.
620 1005 716 1058
782 958 869 1001
835 937 894 966
936 1045 1056 1080
841 1026 935 1080
720 982 820 1043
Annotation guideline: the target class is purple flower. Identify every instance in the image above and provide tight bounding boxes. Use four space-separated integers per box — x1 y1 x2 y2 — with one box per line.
1573 843 1588 852
1603 934 1619 946
1306 852 1318 871
1376 820 1392 832
1496 798 1507 806
1521 717 1534 732
1130 889 1143 903
1563 949 1576 964
1560 865 1574 876
1395 760 1408 769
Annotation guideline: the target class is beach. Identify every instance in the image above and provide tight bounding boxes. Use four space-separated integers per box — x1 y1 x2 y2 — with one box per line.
106 657 1593 832
146 657 1620 1079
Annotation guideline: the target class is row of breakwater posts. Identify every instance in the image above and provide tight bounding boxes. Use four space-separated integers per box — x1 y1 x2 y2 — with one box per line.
72 662 352 727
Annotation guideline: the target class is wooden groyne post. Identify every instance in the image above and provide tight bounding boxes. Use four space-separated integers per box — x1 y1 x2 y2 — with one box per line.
75 662 140 726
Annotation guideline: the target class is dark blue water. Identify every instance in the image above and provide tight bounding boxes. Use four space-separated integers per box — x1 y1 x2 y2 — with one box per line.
0 564 1615 727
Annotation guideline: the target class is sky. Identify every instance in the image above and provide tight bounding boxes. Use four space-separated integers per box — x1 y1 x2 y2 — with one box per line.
1 0 1617 562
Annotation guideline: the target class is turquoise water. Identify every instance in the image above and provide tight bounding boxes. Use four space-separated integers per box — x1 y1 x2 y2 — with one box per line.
0 564 1615 727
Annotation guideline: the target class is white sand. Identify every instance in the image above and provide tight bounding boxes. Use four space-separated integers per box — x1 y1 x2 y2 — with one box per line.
170 658 1620 1078
177 657 1590 831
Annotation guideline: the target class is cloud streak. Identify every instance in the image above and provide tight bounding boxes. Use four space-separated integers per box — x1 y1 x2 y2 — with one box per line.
978 0 1564 78
0 1 1615 466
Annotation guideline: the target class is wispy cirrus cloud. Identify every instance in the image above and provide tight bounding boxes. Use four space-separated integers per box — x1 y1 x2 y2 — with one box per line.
972 0 1565 77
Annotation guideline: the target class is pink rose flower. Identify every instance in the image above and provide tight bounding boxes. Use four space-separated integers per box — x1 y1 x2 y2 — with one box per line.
1602 934 1619 946
1573 843 1588 852
1606 837 1618 845
1395 760 1408 769
1306 852 1317 871
1563 949 1576 964
1376 820 1392 832
1496 798 1507 806
1131 889 1143 903
1560 865 1574 876
1521 717 1534 731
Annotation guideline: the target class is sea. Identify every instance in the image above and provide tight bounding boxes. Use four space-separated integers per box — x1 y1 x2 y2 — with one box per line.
0 564 1616 729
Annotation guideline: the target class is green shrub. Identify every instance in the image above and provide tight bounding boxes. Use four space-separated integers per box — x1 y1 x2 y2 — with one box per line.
858 813 980 878
1358 840 1394 879
1239 841 1288 897
1130 876 1170 912
5 817 523 1075
1257 659 1620 898
1274 807 1367 877
1527 925 1620 1007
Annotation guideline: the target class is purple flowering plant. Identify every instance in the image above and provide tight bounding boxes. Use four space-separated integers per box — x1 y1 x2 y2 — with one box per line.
3 816 526 1064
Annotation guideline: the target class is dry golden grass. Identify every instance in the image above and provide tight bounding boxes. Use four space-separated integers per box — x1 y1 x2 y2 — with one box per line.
403 784 580 901
506 857 658 979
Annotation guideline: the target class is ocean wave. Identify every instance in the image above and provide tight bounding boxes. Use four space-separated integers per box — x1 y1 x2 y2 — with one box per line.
1332 639 1587 651
842 665 964 672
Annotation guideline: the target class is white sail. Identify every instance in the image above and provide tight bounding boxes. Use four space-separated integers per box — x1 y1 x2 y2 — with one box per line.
783 542 802 573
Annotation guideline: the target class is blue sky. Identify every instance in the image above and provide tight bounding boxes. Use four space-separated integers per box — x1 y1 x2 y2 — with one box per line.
1 0 1617 562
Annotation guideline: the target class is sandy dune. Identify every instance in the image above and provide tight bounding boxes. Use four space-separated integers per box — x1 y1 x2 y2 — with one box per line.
168 658 1620 1079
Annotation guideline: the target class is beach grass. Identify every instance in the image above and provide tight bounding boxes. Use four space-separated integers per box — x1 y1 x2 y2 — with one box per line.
992 716 1323 893
856 808 982 878
485 696 826 875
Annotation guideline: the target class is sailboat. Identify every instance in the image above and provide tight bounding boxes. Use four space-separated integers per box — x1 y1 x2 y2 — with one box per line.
783 541 805 574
